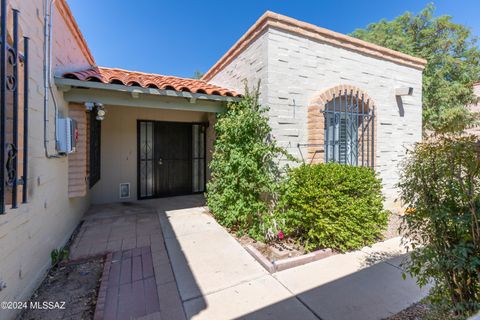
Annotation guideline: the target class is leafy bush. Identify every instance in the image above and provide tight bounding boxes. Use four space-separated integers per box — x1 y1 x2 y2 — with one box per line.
206 83 290 239
276 163 387 252
398 134 480 317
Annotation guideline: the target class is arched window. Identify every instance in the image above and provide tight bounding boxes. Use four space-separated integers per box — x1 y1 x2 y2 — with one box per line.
308 85 376 167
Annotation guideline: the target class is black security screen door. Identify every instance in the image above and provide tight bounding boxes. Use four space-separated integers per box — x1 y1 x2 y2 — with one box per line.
89 111 101 188
138 121 206 199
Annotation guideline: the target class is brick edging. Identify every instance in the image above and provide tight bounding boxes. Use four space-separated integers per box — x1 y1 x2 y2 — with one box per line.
245 244 334 273
93 252 113 320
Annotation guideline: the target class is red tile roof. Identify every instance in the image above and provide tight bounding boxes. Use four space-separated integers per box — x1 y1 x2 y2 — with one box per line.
63 67 240 97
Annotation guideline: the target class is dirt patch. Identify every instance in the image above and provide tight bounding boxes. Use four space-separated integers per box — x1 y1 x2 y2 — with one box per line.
383 211 403 240
236 235 305 262
19 258 104 320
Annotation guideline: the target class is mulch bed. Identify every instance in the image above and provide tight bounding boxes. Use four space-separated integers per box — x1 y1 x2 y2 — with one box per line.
19 257 104 320
203 207 307 262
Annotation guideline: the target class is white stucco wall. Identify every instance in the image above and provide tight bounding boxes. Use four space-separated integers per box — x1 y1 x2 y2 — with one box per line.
209 26 423 208
0 2 93 319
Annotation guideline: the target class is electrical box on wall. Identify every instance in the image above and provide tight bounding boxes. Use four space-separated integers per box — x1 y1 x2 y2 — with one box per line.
56 118 78 154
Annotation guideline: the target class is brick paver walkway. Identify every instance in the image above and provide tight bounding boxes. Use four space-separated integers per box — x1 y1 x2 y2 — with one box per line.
101 247 159 320
71 202 185 320
70 203 162 260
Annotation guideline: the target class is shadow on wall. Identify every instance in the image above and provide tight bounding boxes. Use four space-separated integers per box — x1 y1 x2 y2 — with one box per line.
240 254 430 320
396 96 405 117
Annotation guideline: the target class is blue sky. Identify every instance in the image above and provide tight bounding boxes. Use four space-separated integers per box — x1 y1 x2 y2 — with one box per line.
68 0 480 79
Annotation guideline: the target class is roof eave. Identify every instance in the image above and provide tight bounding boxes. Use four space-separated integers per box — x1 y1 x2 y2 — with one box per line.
55 77 241 103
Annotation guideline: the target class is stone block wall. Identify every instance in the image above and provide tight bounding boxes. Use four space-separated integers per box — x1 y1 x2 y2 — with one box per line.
207 31 270 106
209 26 423 207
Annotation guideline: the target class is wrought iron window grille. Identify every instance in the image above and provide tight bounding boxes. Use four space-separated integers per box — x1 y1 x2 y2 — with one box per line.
299 89 375 168
1 0 29 214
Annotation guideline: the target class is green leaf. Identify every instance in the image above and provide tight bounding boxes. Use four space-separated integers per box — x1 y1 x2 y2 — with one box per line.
351 4 480 134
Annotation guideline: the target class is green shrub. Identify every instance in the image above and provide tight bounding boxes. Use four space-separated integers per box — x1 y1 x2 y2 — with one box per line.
206 83 291 239
51 248 69 266
398 134 480 317
276 163 387 252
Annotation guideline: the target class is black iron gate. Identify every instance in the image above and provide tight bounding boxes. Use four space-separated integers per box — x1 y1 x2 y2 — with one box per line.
322 89 375 167
137 121 206 199
1 0 29 213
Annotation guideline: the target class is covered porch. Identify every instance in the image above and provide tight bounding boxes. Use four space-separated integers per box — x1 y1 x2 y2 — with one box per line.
55 67 240 204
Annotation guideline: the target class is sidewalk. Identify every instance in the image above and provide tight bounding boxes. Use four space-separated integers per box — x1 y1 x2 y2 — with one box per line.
156 196 430 320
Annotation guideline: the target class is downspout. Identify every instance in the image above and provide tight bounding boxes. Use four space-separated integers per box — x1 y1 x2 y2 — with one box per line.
43 0 63 158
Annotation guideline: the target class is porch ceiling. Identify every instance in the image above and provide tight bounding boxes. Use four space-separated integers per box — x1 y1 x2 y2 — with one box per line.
55 77 238 113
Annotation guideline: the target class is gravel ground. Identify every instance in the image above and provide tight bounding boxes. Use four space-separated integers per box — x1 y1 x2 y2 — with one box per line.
384 302 431 320
19 258 104 320
384 300 459 320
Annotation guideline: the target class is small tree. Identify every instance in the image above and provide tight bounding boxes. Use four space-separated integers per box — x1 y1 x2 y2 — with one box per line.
206 83 290 239
192 70 204 79
351 4 480 133
398 134 480 317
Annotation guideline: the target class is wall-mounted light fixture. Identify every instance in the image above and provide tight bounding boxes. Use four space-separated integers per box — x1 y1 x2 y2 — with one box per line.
395 87 414 96
84 102 106 121
95 103 106 121
84 102 95 111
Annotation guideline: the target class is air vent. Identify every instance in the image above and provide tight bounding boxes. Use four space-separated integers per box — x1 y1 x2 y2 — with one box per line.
119 183 130 199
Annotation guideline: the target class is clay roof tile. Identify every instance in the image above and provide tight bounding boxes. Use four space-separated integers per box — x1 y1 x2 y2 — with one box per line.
63 67 240 98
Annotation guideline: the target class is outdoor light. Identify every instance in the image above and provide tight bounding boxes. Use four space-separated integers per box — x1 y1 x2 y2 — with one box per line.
395 87 414 96
95 103 106 121
84 102 106 120
84 102 95 111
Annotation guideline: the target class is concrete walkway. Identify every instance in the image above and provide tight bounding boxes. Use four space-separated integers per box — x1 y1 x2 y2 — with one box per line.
152 195 430 320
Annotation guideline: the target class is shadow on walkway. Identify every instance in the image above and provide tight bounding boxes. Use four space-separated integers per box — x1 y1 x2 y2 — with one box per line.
242 254 430 320
143 195 208 319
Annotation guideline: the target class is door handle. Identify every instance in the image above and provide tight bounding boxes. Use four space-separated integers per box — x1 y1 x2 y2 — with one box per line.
158 159 163 165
